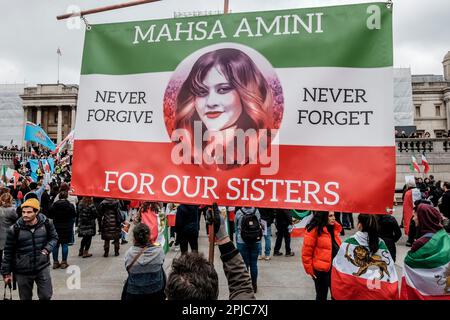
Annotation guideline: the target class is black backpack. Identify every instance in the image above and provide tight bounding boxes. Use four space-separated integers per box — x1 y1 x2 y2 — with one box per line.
240 209 262 243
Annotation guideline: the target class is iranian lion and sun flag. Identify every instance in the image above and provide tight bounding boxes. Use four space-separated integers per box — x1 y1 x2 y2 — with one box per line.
69 2 448 299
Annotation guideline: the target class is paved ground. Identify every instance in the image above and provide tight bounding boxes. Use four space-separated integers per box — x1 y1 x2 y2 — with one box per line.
2 206 409 300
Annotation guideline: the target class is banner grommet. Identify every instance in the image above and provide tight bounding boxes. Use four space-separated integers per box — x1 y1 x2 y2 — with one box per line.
386 0 393 9
81 16 91 31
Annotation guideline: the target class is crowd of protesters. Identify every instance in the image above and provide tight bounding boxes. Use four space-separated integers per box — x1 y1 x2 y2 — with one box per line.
1 148 449 301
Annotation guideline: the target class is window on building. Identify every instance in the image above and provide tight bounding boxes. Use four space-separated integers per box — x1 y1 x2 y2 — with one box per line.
415 106 421 118
435 130 446 138
416 130 425 138
435 105 441 117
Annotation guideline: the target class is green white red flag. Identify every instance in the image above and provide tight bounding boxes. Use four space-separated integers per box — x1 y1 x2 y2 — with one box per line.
421 154 430 174
410 156 421 173
400 229 450 300
331 231 399 300
290 210 313 237
71 2 395 214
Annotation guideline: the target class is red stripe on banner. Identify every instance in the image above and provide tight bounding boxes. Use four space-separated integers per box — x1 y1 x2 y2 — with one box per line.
331 267 399 300
400 276 450 300
71 140 395 213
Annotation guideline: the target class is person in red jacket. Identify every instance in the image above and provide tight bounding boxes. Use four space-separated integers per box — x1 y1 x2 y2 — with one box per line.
301 211 342 300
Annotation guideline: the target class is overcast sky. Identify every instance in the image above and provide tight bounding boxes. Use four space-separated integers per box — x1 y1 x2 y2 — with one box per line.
0 0 449 85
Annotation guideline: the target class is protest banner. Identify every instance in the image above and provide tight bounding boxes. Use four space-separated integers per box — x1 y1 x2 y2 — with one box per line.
72 2 395 213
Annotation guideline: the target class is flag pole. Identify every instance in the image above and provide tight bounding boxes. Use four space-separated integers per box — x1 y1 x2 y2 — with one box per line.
56 0 162 20
224 0 229 14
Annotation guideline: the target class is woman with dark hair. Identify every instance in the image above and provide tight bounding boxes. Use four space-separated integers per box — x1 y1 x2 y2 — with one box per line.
301 211 342 300
122 223 166 301
377 212 402 262
77 197 97 258
331 214 398 300
174 48 275 170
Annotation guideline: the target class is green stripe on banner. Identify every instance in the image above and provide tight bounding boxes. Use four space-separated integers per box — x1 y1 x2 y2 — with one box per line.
405 229 450 269
81 2 392 75
344 237 389 250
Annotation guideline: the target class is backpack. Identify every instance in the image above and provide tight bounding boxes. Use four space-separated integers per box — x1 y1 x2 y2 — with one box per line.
240 209 262 243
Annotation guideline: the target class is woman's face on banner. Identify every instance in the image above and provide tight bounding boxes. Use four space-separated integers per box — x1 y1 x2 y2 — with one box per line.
194 66 243 131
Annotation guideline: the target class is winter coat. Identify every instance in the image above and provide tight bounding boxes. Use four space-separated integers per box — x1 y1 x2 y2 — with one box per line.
98 199 122 241
234 207 261 244
77 203 97 237
48 199 76 244
40 191 51 217
124 245 165 295
377 214 402 261
0 206 18 250
403 188 414 235
438 190 450 219
274 209 292 229
0 214 58 275
302 223 342 276
258 208 275 226
175 205 199 236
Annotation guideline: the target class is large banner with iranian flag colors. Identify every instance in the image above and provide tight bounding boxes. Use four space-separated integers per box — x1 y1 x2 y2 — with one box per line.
72 2 395 213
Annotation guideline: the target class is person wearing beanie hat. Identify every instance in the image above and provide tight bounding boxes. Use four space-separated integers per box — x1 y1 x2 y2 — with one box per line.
1 195 58 300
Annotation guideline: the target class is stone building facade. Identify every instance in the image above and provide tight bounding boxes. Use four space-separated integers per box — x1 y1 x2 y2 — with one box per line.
20 84 78 143
412 51 450 138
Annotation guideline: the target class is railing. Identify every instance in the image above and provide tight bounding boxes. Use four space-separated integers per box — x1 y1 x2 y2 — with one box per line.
396 138 450 153
0 150 32 163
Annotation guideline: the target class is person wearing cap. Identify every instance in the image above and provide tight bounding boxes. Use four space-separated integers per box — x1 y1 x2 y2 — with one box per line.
0 198 58 300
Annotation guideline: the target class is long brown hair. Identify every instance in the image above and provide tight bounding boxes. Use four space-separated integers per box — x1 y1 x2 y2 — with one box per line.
174 48 274 169
0 193 13 207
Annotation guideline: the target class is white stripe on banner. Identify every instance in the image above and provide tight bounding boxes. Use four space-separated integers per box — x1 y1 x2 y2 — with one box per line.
403 262 450 296
75 67 393 147
333 243 398 283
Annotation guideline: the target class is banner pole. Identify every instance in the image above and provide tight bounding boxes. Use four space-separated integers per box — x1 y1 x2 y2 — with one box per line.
224 0 229 14
56 0 162 20
208 224 215 264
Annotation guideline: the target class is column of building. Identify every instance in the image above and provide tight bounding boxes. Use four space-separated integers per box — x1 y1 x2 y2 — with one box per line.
36 106 42 125
57 106 62 143
71 105 76 131
445 93 450 133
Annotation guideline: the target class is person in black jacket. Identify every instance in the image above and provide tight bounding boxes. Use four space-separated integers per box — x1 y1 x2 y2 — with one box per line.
77 196 97 258
40 185 51 217
273 209 294 256
376 213 402 261
98 198 123 257
438 182 450 219
48 191 76 269
1 198 58 300
175 204 199 254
